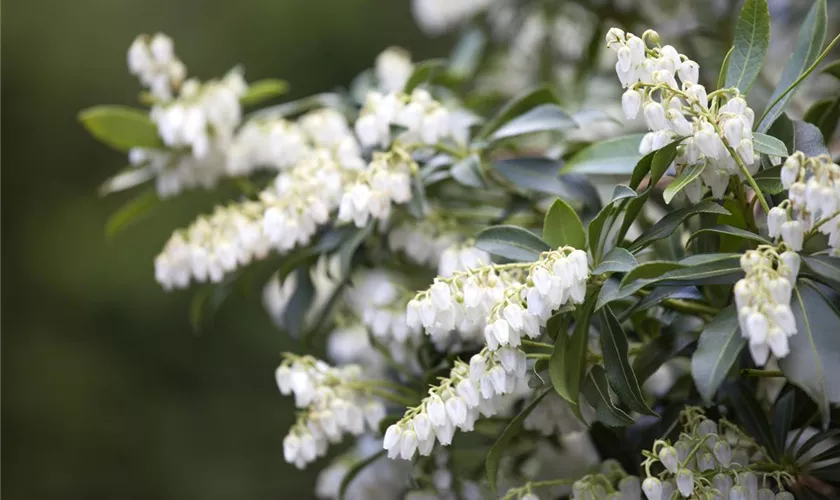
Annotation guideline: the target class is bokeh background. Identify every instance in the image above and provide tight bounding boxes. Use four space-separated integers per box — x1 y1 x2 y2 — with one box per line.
3 1 839 499
1 1 450 498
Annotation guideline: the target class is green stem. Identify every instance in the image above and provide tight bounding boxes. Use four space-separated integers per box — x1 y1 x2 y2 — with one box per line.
526 353 552 360
714 123 771 215
370 379 423 398
521 339 554 350
347 383 418 407
757 33 840 127
730 175 760 233
682 435 712 467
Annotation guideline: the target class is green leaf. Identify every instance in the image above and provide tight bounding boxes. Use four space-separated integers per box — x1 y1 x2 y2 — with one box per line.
599 305 656 415
491 157 569 197
792 119 830 156
563 134 645 175
282 267 315 339
543 198 585 250
486 389 551 491
752 132 789 157
803 97 840 141
581 365 635 426
657 255 744 286
663 162 705 205
752 165 785 195
550 295 595 407
79 105 162 152
588 185 637 263
628 201 730 252
632 330 695 384
683 306 744 392
823 59 840 80
686 224 771 248
448 28 486 80
404 59 448 92
490 104 576 141
476 86 560 141
189 281 234 332
726 381 779 459
592 247 637 275
475 225 550 262
802 256 840 292
98 165 156 196
450 154 487 188
339 450 386 500
779 281 840 425
616 261 685 298
595 278 622 311
105 188 160 238
772 390 796 454
794 428 840 460
239 79 289 106
718 47 734 91
724 0 770 93
757 0 827 132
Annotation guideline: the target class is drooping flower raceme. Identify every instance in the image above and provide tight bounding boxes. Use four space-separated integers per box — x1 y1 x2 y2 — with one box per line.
769 152 840 254
275 355 386 469
354 88 453 149
734 247 800 366
127 33 186 101
606 28 758 203
337 150 416 227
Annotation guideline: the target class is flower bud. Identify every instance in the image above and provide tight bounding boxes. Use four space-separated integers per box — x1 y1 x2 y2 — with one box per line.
622 89 643 119
767 207 788 238
658 446 679 473
713 440 731 466
729 485 747 500
758 488 775 500
642 477 663 500
776 492 794 500
713 473 733 498
698 451 716 471
521 494 539 500
781 220 805 251
676 469 694 497
644 101 669 131
779 251 800 281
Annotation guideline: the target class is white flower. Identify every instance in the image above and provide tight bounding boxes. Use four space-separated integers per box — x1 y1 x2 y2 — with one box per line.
642 477 663 500
375 47 413 92
780 220 805 251
622 89 642 119
127 33 186 100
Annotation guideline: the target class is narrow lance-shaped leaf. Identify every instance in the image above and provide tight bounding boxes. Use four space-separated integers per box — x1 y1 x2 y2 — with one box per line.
663 161 705 205
476 86 560 140
691 305 744 402
581 365 635 427
599 305 656 415
550 294 596 407
450 154 487 188
486 389 551 491
105 188 160 239
724 0 771 93
79 105 163 152
490 104 576 141
726 381 780 460
686 224 771 248
757 0 827 132
239 79 290 106
476 225 550 262
772 390 796 453
563 134 645 176
543 198 586 250
403 59 447 92
752 133 789 157
628 201 730 252
592 247 637 275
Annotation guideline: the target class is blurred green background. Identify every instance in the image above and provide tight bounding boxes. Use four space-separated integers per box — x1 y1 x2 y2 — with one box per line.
1 1 449 498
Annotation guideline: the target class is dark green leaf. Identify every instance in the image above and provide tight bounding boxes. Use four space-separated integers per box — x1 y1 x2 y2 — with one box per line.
633 330 695 384
663 161 705 204
79 105 162 152
724 0 771 93
189 281 233 333
593 247 637 275
543 198 586 250
772 390 796 454
486 389 551 491
475 225 550 262
599 305 656 415
563 134 645 176
239 79 289 106
823 59 840 80
105 188 159 238
623 286 704 319
404 59 448 92
282 267 315 339
726 381 779 459
752 132 789 157
476 86 560 141
752 165 785 195
779 281 840 425
581 365 635 426
795 429 840 460
757 0 827 132
802 256 840 292
339 450 386 500
803 97 840 141
628 201 730 252
610 261 685 304
691 305 744 402
686 224 771 248
791 119 830 156
491 157 566 196
450 154 487 188
657 255 744 286
490 104 576 141
718 47 734 91
550 295 595 407
595 278 622 311
588 185 637 262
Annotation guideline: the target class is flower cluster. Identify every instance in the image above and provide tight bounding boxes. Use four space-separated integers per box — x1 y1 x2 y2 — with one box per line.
641 408 794 500
388 219 460 268
769 152 840 253
438 241 491 278
383 346 526 460
735 247 800 366
338 151 416 227
355 88 452 149
607 28 758 203
127 33 186 101
226 117 310 175
345 270 424 352
410 0 493 35
374 47 414 93
275 355 386 469
314 437 413 500
128 146 228 198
